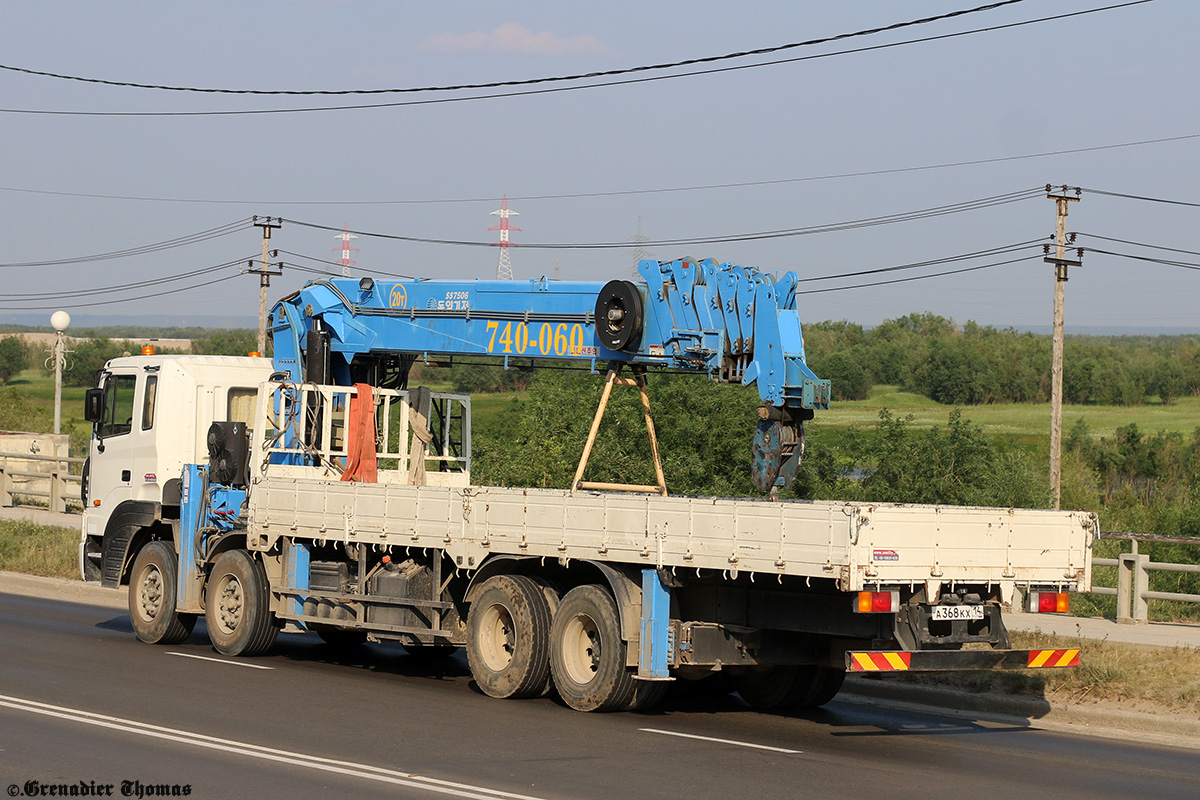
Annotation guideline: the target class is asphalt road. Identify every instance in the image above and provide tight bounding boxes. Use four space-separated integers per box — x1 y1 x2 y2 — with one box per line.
1 590 1196 800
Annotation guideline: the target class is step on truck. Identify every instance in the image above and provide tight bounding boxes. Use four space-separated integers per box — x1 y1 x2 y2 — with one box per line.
81 258 1094 712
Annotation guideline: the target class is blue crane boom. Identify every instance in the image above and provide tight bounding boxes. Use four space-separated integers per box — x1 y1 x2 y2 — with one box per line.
268 257 831 411
268 257 830 491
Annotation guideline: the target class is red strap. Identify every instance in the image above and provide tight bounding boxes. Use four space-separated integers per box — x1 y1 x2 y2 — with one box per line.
340 383 377 483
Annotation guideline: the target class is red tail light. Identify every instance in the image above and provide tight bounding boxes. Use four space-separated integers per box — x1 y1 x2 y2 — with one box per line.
855 590 900 613
1030 591 1070 613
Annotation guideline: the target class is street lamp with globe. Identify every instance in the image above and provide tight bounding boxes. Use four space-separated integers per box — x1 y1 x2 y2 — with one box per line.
50 311 70 435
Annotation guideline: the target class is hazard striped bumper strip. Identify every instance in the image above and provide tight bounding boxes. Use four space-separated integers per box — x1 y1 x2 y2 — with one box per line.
847 648 1081 672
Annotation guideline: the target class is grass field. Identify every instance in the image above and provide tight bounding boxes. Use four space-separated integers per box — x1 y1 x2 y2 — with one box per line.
816 385 1200 441
459 381 1200 447
4 368 89 429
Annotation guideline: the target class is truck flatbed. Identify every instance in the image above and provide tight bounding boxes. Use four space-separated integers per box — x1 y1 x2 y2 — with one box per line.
251 475 1093 602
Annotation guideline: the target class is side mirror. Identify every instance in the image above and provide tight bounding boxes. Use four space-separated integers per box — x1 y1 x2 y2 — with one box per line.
84 388 104 424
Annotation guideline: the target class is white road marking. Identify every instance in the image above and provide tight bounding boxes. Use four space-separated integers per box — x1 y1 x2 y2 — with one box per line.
640 728 802 754
166 651 275 670
0 693 547 800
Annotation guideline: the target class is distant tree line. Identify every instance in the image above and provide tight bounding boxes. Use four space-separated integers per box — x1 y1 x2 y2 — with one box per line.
7 318 1199 406
22 330 263 388
803 313 1200 406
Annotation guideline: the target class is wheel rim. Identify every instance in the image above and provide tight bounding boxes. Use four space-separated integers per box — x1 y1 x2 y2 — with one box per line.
136 564 163 621
477 603 516 671
215 574 244 635
560 612 601 686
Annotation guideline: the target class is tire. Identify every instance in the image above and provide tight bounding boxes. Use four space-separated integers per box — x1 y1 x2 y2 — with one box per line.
466 575 552 699
205 550 278 657
624 680 668 712
793 667 845 709
550 585 636 712
316 628 368 648
733 665 809 710
128 540 196 645
523 576 562 697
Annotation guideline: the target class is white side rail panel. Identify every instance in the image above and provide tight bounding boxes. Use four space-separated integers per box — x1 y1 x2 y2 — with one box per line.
247 477 1095 593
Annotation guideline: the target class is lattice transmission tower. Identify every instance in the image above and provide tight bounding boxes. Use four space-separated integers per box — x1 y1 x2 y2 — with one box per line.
489 195 520 280
625 216 654 278
333 222 359 277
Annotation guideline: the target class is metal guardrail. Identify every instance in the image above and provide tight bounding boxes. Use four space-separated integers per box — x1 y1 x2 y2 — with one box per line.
1091 530 1200 622
0 451 85 513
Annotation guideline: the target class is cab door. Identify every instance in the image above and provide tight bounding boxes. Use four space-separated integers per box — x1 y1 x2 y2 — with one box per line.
88 369 140 517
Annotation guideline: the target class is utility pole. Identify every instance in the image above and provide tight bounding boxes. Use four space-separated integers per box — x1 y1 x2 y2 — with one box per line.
250 216 283 355
1044 185 1082 509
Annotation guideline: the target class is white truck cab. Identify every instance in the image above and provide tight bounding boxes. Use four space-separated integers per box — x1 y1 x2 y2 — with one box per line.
81 355 273 587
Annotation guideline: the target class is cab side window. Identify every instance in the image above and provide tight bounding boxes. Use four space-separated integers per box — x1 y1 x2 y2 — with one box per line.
141 376 158 431
99 375 137 438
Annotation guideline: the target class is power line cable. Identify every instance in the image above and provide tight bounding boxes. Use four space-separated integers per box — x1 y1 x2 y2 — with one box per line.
1071 232 1200 257
0 257 252 299
0 1 1032 96
1079 247 1200 271
0 219 251 267
281 242 1041 285
0 272 246 311
1081 187 1200 208
795 254 1041 295
281 188 1042 250
275 250 416 279
0 1 1154 117
2 133 1196 206
795 240 1045 283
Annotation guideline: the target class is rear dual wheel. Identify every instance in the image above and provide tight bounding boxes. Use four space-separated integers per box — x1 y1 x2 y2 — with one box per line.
466 575 553 699
734 665 845 710
550 585 640 712
467 578 663 712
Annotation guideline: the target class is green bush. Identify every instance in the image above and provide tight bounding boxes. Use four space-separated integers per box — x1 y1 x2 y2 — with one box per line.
796 409 1050 507
0 336 30 385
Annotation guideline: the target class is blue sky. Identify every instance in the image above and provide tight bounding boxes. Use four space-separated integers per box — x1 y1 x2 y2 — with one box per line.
1 1 1197 330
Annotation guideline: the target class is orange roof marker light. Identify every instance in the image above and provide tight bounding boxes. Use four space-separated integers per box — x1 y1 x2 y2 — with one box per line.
248 351 262 358
141 345 155 356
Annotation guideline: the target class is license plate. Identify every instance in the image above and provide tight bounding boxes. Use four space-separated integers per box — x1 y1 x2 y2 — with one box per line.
931 605 985 622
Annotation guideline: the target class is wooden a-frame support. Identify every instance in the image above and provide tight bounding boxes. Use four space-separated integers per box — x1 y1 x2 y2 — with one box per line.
571 363 668 496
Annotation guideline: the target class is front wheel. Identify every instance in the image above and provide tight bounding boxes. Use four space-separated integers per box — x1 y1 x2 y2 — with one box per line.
129 540 195 645
205 550 278 657
550 585 636 712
